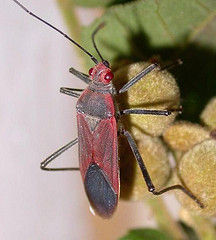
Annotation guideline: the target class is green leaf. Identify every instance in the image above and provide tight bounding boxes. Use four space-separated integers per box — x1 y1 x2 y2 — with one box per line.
81 0 216 121
56 0 81 42
119 228 172 240
72 0 111 7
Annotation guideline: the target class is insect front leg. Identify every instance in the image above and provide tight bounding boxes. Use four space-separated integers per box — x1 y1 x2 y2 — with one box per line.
121 129 204 208
118 61 182 116
118 59 182 94
118 63 158 94
69 67 91 84
40 138 79 171
60 87 84 98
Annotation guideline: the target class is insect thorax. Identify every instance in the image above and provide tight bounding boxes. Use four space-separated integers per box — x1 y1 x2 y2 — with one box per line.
76 86 115 119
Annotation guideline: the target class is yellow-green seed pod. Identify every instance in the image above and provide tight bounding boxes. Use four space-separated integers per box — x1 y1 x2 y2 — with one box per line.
113 62 180 136
200 97 216 130
174 139 216 216
120 133 171 201
163 121 210 152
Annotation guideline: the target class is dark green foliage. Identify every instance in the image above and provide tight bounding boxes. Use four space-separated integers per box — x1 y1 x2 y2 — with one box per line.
81 0 216 122
119 228 172 240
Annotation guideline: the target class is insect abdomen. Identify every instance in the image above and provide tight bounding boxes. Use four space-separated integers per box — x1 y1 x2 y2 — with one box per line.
84 163 117 218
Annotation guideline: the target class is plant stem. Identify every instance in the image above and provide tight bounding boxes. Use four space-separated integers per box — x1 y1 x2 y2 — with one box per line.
180 207 216 240
56 0 84 65
190 215 216 240
147 197 187 240
56 0 80 41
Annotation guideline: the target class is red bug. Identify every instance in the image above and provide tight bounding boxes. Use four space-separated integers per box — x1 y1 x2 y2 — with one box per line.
13 0 204 218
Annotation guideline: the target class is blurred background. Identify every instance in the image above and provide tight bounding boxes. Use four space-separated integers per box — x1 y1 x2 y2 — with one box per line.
0 1 179 239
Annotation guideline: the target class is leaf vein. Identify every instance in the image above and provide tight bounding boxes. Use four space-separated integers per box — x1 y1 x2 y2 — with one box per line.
155 0 176 44
187 11 216 43
194 0 212 13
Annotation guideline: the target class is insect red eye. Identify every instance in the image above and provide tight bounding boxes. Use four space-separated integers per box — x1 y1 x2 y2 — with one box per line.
104 72 114 82
89 68 94 76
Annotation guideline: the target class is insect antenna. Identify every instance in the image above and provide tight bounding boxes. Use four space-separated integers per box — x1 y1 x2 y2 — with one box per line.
92 22 109 67
11 0 98 64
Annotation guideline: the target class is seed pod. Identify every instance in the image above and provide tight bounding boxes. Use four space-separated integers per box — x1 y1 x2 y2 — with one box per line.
120 132 171 200
163 121 210 152
200 97 216 130
174 139 216 216
114 62 180 136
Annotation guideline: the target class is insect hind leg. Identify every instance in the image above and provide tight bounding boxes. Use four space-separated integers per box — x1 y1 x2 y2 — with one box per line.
121 129 204 208
40 138 79 171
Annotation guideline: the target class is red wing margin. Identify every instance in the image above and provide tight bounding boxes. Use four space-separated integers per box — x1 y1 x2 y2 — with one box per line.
77 113 93 180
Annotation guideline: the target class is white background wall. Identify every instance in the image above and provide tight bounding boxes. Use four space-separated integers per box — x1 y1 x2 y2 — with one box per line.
0 1 178 239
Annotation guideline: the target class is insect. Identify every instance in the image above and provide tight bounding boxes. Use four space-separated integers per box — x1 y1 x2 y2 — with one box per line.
12 0 204 218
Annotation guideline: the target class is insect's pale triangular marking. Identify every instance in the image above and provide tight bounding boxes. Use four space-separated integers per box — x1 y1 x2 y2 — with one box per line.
84 115 101 132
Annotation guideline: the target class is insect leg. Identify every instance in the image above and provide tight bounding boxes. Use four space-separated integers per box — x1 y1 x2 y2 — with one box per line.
120 108 182 116
160 59 183 71
60 87 84 98
40 138 79 171
118 63 158 94
122 130 204 208
69 67 91 84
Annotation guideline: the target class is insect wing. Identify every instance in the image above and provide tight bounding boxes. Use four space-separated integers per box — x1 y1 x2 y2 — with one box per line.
93 117 119 194
77 113 119 218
